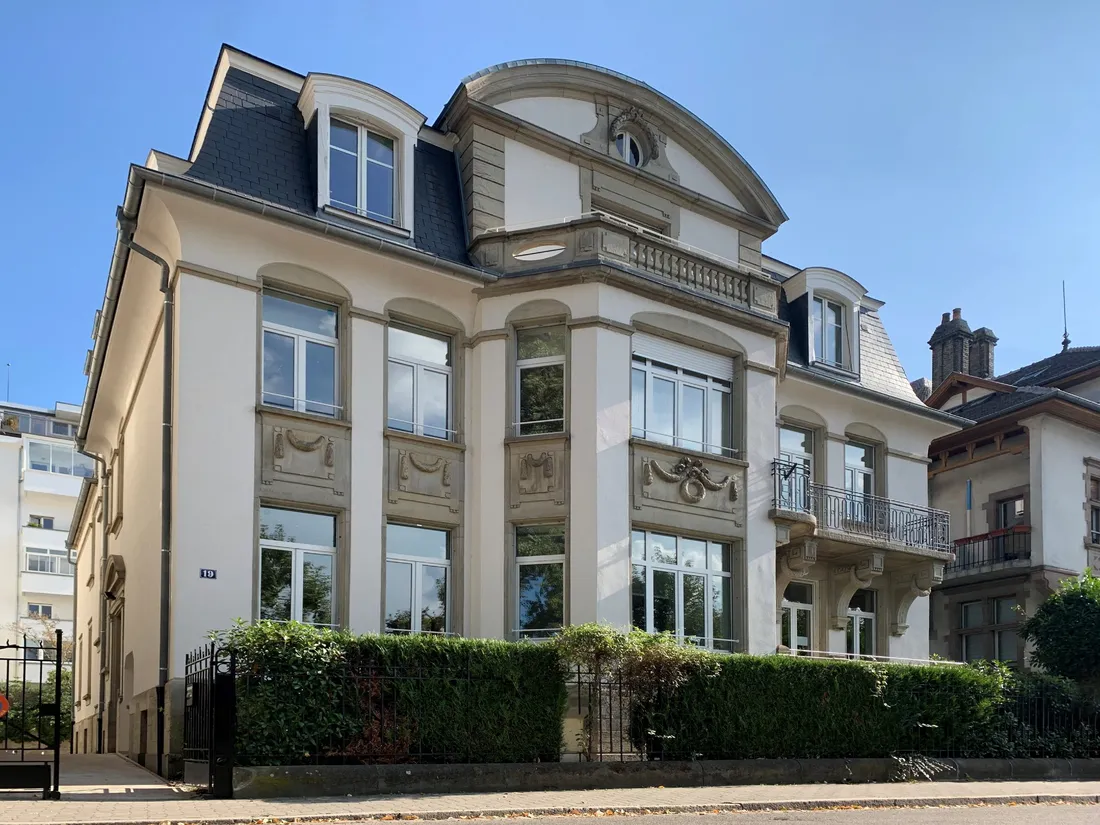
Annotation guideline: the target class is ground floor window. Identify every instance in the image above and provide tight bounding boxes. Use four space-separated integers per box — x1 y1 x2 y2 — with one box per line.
630 529 737 651
780 582 813 653
959 596 1018 664
846 588 876 659
515 524 566 639
258 507 337 627
385 523 450 635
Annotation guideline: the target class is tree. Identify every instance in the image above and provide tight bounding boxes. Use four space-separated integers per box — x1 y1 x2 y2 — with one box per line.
1021 569 1100 686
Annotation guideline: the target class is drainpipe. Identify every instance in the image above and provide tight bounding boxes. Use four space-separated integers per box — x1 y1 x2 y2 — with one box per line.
96 459 109 753
117 212 174 779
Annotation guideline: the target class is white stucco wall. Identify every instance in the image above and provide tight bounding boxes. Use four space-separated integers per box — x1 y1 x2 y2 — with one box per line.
1024 413 1100 573
503 138 582 227
0 438 21 632
170 272 258 675
678 209 740 263
664 138 744 211
495 96 597 142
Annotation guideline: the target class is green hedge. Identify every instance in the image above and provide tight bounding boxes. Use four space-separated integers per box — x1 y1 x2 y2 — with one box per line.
632 655 1004 759
218 622 568 766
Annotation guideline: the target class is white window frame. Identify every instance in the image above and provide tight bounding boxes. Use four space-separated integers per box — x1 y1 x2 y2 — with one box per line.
1089 476 1100 544
329 116 398 226
27 603 52 619
631 356 734 457
385 525 451 636
844 441 876 522
812 295 848 369
845 592 876 660
630 529 737 652
25 547 73 576
26 440 95 478
386 325 454 440
778 424 814 511
514 326 567 436
257 528 338 629
615 130 642 167
780 582 813 654
515 524 567 639
261 292 340 417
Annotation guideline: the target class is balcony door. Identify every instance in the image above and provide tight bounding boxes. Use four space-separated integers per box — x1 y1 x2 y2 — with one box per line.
780 581 813 654
846 588 876 659
778 426 814 512
844 442 876 525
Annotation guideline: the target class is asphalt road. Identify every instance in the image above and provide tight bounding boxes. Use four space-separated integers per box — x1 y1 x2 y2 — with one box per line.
502 805 1098 824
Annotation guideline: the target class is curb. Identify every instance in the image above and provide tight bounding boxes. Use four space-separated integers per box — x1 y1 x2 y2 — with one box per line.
10 793 1100 825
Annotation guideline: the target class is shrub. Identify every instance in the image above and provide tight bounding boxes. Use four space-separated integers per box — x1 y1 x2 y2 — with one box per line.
216 621 568 766
1021 569 1100 687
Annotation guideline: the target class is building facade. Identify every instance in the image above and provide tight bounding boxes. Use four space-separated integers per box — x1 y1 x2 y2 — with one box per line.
921 310 1100 665
0 402 89 671
69 47 963 773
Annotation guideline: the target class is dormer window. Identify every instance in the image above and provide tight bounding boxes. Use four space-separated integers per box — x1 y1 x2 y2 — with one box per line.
329 118 396 225
299 73 425 234
813 296 846 368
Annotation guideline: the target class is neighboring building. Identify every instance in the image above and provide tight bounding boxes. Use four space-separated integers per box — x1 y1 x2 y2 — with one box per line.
0 402 89 673
921 308 1100 665
69 46 963 774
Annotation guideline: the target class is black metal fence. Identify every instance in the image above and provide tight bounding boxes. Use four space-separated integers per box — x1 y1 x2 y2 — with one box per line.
183 643 235 798
1 630 63 799
772 460 951 552
947 528 1032 573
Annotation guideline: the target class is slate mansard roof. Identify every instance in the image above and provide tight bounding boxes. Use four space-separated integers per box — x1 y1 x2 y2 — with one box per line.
185 67 469 265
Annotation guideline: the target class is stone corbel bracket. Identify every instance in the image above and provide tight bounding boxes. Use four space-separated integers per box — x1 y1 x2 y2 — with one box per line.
830 552 885 630
776 540 817 621
890 562 944 637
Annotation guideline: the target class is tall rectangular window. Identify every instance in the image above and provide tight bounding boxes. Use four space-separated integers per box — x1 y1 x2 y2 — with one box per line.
515 524 566 638
844 441 876 522
630 529 737 652
780 582 813 654
960 600 987 662
812 296 846 367
262 292 339 417
997 496 1025 529
515 327 566 435
631 356 733 457
993 596 1018 664
387 326 452 440
385 524 450 635
1090 477 1100 544
846 588 876 659
778 425 814 511
330 117 395 225
258 507 337 627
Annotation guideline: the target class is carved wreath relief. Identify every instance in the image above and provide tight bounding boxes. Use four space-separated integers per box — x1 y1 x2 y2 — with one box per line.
642 456 737 504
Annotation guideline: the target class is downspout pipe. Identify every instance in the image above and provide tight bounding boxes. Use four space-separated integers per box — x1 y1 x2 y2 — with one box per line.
117 212 174 779
96 459 109 753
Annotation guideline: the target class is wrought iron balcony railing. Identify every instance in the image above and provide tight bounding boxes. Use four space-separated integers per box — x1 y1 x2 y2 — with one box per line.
945 527 1032 574
772 460 951 553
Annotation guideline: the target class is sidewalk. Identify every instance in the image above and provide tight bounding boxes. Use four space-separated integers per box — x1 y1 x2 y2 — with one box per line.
2 775 1098 825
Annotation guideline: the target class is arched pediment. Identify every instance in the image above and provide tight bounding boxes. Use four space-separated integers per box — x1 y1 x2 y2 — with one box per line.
442 60 786 228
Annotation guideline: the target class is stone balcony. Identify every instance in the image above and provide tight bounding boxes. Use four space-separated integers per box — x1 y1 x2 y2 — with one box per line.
469 213 780 318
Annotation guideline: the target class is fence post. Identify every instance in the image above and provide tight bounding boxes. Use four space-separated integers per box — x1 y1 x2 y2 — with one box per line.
210 651 236 799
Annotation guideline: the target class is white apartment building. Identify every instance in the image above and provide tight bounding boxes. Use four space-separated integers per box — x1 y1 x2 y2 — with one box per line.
69 47 965 775
0 403 89 665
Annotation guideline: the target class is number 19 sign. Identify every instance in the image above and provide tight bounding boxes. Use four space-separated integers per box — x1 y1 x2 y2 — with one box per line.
199 569 217 580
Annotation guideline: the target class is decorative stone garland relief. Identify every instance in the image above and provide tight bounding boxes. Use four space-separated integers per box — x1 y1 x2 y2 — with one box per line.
398 450 452 497
272 427 335 480
642 456 737 504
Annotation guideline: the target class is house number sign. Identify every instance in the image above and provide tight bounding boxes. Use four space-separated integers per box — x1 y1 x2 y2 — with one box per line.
199 569 217 579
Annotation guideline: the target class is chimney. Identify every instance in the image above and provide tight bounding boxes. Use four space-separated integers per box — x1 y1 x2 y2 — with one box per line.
928 307 973 390
911 377 932 402
970 327 998 379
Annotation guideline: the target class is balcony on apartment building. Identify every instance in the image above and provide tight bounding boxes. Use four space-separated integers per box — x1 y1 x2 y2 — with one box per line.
771 460 951 557
469 212 780 319
944 526 1032 578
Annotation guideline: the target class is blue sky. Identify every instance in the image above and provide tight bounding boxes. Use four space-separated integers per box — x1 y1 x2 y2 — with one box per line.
2 0 1097 409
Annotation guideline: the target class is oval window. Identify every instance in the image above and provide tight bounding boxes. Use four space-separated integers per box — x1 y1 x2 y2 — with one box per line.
615 131 642 167
513 243 566 262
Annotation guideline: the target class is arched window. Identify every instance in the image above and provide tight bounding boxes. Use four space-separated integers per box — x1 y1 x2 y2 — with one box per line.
615 130 642 167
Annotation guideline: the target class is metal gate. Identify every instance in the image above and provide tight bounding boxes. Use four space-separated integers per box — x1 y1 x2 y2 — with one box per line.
183 643 235 798
1 629 63 799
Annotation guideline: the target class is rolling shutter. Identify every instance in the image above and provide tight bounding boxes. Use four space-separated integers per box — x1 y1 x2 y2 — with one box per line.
631 332 735 380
